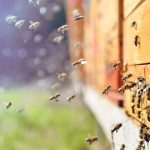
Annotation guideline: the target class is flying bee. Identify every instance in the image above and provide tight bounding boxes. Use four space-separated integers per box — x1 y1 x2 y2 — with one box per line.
5 15 17 24
57 72 67 81
72 58 87 66
72 9 84 21
121 73 132 81
66 94 76 102
57 25 69 33
120 144 125 150
111 123 123 148
112 61 121 70
49 93 60 102
85 135 98 144
111 123 122 133
131 21 137 30
125 82 137 90
4 101 12 109
28 0 41 6
102 85 111 94
15 20 25 29
53 35 64 44
29 21 40 30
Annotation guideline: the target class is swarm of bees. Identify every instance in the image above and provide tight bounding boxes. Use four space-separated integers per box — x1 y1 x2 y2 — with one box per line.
72 58 87 66
4 101 12 109
85 135 98 144
5 15 40 30
72 9 84 21
57 25 69 34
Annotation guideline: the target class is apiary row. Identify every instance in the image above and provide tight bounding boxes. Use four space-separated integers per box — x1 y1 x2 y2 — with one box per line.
66 0 150 127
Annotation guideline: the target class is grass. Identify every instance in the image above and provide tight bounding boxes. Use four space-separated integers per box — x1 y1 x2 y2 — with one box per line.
0 86 108 150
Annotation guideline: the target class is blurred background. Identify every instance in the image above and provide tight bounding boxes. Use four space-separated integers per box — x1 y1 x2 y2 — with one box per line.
0 0 110 150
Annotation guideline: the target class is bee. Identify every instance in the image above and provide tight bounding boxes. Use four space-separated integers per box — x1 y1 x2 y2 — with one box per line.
72 9 84 21
121 73 132 81
131 92 136 103
145 86 150 100
57 25 69 34
111 123 122 133
72 58 87 66
66 94 76 102
143 106 150 121
57 72 67 81
15 20 25 29
29 21 40 30
131 21 137 30
136 140 145 150
102 85 111 94
4 101 12 109
49 93 60 102
137 111 142 118
137 76 146 83
85 135 98 144
53 35 64 44
111 123 123 148
131 105 135 114
5 15 17 24
120 144 125 150
28 0 41 6
134 35 140 47
125 82 136 90
118 85 126 93
112 61 121 70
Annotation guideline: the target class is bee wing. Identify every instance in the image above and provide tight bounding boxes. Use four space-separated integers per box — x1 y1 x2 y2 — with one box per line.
29 21 34 24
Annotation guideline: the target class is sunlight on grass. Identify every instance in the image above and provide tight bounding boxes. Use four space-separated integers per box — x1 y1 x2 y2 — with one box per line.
0 87 107 150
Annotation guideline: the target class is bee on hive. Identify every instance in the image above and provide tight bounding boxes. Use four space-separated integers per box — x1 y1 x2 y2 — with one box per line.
72 9 84 21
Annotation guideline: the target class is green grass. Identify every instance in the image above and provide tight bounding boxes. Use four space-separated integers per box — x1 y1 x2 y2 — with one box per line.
0 86 104 150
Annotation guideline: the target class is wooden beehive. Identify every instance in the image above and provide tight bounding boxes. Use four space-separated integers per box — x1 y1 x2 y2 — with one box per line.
124 0 150 127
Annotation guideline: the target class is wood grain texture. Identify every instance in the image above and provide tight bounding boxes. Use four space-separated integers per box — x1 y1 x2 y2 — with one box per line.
124 0 143 18
124 0 150 65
